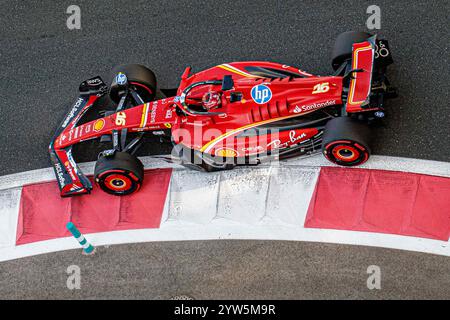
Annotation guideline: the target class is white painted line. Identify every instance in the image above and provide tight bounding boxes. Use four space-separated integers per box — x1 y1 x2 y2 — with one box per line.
0 154 448 262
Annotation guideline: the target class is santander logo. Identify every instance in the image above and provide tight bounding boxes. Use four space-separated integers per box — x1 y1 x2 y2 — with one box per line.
293 100 336 113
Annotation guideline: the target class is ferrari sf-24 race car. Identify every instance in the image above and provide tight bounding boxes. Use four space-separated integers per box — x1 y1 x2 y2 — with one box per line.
49 31 397 197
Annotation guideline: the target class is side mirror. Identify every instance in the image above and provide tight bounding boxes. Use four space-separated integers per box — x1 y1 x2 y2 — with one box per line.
181 66 191 80
222 75 234 91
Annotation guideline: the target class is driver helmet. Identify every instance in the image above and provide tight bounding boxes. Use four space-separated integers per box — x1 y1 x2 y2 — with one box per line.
202 91 221 110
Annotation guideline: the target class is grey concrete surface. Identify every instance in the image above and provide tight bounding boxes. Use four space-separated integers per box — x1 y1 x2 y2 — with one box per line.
1 241 449 299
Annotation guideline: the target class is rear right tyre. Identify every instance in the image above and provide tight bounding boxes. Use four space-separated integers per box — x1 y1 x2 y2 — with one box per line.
331 31 372 70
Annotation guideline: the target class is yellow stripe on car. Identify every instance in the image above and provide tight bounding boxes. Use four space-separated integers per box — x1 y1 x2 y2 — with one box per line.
140 103 149 127
348 44 373 105
218 64 261 78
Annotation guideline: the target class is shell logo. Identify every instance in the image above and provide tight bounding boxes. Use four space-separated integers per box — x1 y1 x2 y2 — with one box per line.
94 119 105 132
215 148 237 157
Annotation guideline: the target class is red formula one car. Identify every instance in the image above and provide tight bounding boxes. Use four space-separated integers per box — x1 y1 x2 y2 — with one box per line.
49 31 397 197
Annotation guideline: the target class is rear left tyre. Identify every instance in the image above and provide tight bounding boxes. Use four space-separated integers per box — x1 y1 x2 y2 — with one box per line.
322 117 371 166
94 151 144 195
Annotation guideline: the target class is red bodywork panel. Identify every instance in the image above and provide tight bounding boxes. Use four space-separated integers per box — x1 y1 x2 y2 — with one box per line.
49 38 384 196
172 62 342 156
55 61 343 158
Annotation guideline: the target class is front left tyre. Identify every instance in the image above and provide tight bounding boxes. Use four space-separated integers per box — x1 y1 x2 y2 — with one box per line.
94 151 144 195
109 64 157 104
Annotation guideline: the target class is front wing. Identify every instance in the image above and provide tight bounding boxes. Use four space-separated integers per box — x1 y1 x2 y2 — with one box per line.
48 77 108 197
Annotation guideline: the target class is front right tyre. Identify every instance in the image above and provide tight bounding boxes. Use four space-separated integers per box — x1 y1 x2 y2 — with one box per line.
94 151 144 195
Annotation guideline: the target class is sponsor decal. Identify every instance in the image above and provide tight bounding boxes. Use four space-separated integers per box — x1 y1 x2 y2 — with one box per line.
241 145 265 153
66 150 79 181
293 100 336 113
267 139 284 150
64 161 77 181
94 118 105 132
267 130 308 150
374 111 385 118
115 72 127 85
375 41 390 59
55 163 66 186
289 130 306 143
70 184 83 192
59 133 67 146
66 149 76 166
115 112 127 126
62 98 84 128
74 127 79 139
164 123 172 129
251 84 272 104
150 102 158 123
215 148 238 157
86 78 101 85
165 109 173 119
131 125 161 132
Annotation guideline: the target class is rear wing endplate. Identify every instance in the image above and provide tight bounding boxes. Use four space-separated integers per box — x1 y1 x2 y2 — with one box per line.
346 36 376 112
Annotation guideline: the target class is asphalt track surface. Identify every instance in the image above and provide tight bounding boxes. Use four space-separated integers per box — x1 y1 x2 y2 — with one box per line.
0 0 449 299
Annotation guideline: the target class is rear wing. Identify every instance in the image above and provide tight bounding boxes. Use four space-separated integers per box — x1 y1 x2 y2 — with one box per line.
48 77 108 197
345 36 376 112
346 36 394 112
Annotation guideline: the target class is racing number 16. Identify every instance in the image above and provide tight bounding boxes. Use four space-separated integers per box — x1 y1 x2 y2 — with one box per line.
115 112 127 126
312 82 330 94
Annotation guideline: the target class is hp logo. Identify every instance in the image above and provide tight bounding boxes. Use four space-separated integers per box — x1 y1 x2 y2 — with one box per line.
116 72 127 85
251 84 272 104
